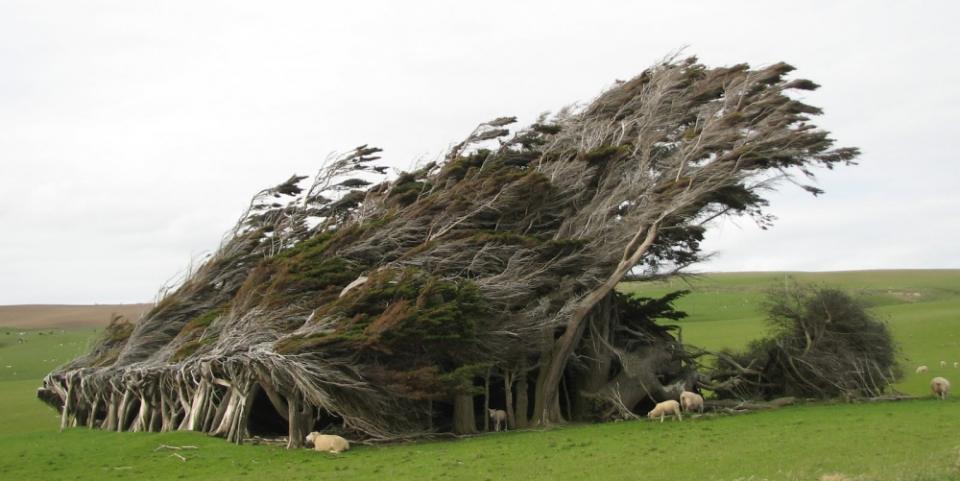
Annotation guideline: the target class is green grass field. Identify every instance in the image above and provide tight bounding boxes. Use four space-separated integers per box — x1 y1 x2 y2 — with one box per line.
2 270 959 481
0 328 99 382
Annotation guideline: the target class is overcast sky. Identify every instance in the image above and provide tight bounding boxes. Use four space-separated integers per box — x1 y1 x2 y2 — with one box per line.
2 1 958 305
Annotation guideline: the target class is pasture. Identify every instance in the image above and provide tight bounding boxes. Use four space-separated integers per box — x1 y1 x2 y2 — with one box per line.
1 270 958 481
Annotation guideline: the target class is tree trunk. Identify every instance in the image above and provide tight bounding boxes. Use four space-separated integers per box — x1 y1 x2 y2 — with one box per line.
133 392 152 432
531 328 555 425
117 388 133 431
149 400 163 432
452 393 477 434
176 374 194 430
503 370 515 429
104 391 119 431
212 389 237 436
226 384 257 444
59 378 74 432
286 394 313 449
483 368 491 432
427 399 433 431
515 366 529 428
597 347 675 418
574 301 615 419
535 224 658 425
158 391 172 432
188 380 211 431
86 397 99 429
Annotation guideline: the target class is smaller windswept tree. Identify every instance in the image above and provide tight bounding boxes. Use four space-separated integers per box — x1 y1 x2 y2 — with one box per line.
711 283 900 400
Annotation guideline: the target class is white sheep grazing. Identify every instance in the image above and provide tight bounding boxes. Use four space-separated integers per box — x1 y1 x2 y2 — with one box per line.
680 391 704 414
647 400 682 423
941 361 948 368
488 409 508 432
916 365 929 374
954 362 959 368
931 377 951 400
305 432 350 454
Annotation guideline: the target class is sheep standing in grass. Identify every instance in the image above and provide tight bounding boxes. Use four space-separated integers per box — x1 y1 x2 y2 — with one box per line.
954 362 958 368
680 391 704 414
916 365 929 374
647 400 682 423
488 409 508 432
941 361 947 368
305 432 350 454
931 377 951 400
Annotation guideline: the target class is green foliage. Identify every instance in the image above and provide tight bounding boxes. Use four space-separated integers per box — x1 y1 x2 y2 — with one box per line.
102 318 134 344
581 145 627 165
387 172 432 207
619 290 689 323
276 268 489 399
170 336 217 362
87 316 135 367
339 269 486 352
440 150 491 181
440 362 493 395
275 230 338 260
277 268 487 359
237 228 372 310
179 308 223 337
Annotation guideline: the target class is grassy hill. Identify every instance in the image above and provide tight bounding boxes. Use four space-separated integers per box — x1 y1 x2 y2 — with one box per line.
1 271 958 481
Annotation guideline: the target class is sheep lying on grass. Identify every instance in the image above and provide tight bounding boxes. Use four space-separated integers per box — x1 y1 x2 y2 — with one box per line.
820 473 852 481
680 391 704 414
647 400 682 423
916 365 929 374
488 409 507 432
305 432 350 454
931 377 951 400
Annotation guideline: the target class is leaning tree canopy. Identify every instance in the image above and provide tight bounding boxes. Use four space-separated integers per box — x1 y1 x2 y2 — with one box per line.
40 56 858 444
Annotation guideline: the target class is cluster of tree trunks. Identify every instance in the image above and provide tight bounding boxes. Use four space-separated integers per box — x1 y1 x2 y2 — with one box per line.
44 294 690 445
42 364 320 448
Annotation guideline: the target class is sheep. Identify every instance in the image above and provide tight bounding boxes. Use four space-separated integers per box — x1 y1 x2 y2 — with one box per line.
931 377 951 400
954 362 959 368
305 432 350 454
647 400 682 423
820 474 852 481
680 391 704 414
488 409 508 432
941 361 948 368
916 365 929 374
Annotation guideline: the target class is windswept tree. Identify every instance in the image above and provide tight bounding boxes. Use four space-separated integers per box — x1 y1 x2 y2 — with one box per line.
709 283 900 400
40 56 858 444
